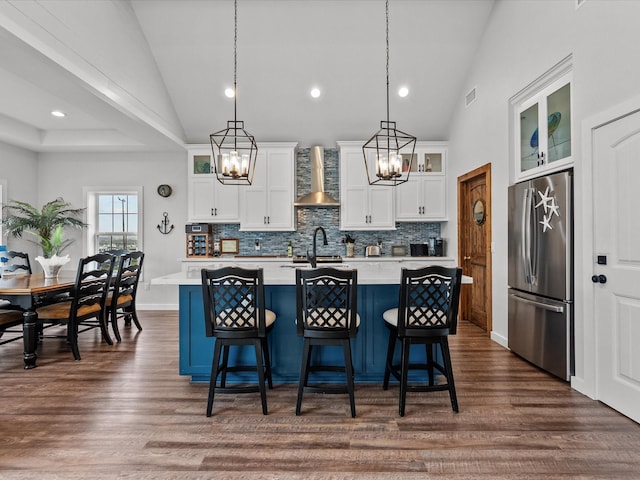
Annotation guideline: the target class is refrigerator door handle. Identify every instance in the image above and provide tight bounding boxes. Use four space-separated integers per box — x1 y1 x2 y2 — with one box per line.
530 187 539 283
522 188 533 284
509 293 565 313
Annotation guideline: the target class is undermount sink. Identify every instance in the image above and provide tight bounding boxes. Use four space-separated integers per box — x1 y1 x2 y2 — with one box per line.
292 255 343 264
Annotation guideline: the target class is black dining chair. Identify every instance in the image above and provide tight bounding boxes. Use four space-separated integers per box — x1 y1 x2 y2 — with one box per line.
201 266 276 416
295 267 359 418
0 250 29 338
382 266 462 416
106 251 144 342
4 251 32 274
0 252 32 316
0 309 25 346
35 253 115 360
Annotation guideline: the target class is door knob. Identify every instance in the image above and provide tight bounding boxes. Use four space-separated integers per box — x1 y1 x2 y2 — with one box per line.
591 274 607 284
463 256 471 261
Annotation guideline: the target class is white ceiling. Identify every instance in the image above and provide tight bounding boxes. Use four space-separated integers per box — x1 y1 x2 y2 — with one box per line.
0 0 495 152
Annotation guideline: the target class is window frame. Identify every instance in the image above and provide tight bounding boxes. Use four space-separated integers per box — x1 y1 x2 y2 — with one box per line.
83 186 143 257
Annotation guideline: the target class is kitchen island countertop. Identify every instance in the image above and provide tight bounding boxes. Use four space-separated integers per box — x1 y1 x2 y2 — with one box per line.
152 256 471 286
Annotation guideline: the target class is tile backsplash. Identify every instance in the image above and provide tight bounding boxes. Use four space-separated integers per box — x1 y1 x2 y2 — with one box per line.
209 147 441 257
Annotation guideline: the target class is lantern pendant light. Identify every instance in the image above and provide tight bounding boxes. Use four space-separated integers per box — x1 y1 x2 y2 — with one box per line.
362 0 416 186
210 0 258 185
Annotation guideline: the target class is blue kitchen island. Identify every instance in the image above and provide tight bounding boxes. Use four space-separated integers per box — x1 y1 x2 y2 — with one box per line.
152 256 469 383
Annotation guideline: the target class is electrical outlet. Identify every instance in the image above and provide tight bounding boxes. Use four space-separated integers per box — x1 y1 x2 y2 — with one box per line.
255 239 261 252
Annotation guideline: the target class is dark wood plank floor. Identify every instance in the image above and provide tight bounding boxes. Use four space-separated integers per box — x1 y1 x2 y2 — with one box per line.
1 311 639 479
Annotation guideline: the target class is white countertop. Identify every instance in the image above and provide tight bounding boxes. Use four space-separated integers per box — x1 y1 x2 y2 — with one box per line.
152 256 471 286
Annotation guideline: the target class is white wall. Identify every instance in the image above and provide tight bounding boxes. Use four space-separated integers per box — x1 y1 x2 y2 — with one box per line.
36 151 188 309
0 141 39 258
446 0 640 390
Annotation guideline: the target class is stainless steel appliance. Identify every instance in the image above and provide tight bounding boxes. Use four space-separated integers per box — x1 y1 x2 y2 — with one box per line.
365 245 381 257
410 243 430 256
293 146 340 207
508 169 573 380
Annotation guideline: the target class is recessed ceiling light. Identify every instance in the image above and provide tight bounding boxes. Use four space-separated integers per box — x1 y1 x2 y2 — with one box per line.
310 87 321 99
224 88 235 98
51 110 66 117
398 86 409 98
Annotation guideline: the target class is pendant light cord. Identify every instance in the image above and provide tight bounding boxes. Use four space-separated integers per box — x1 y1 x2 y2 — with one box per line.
234 0 238 123
386 0 390 124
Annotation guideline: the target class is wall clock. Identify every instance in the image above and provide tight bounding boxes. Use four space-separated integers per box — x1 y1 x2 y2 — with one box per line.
157 184 172 198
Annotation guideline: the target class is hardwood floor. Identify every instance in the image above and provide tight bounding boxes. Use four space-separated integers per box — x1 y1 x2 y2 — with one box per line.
1 311 639 479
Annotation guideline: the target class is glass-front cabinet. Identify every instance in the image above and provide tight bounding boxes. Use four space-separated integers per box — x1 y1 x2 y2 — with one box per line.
400 150 443 173
516 73 572 180
187 147 240 223
395 142 447 221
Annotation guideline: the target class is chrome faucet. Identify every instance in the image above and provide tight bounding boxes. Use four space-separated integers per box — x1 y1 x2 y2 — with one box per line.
306 226 327 268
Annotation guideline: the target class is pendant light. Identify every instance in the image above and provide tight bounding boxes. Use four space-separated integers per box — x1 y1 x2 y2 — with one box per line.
363 0 416 186
210 0 258 185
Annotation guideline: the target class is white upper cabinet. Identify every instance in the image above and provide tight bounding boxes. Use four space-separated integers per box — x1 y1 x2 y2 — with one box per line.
515 71 572 180
187 146 240 223
338 141 395 230
240 143 297 231
394 142 447 221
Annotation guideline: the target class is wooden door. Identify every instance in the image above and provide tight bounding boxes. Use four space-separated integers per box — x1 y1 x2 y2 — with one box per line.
458 164 492 332
593 109 640 423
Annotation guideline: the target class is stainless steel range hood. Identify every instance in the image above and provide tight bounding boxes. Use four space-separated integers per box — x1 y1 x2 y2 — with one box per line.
294 146 340 207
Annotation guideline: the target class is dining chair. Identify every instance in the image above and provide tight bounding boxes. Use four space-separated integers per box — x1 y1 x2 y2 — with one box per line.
201 266 276 416
382 265 462 416
3 251 32 274
0 309 24 346
295 267 359 418
103 249 129 256
106 251 144 342
35 253 116 360
1 252 32 313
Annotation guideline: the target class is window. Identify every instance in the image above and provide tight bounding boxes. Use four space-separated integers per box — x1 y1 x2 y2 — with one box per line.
85 187 143 255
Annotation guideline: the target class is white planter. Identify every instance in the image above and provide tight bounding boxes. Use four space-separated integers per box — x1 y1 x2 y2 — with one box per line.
35 255 71 279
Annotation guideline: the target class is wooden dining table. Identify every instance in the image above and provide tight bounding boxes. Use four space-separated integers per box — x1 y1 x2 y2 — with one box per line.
0 273 76 369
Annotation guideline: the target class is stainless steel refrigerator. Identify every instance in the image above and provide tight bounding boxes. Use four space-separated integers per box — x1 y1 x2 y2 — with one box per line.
507 169 573 380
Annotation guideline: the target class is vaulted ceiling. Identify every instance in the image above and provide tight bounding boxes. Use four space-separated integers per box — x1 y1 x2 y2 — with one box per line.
0 0 495 152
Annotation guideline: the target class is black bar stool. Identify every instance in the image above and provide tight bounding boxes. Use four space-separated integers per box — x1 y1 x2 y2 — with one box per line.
382 266 462 416
295 267 359 417
201 267 275 416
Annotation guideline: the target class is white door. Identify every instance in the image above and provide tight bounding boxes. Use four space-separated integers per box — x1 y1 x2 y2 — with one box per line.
593 109 640 423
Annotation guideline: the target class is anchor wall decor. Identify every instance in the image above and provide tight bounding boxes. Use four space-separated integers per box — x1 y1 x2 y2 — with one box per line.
157 212 174 234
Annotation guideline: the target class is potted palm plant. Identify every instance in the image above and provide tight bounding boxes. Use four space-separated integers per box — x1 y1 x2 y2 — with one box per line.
2 198 87 277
